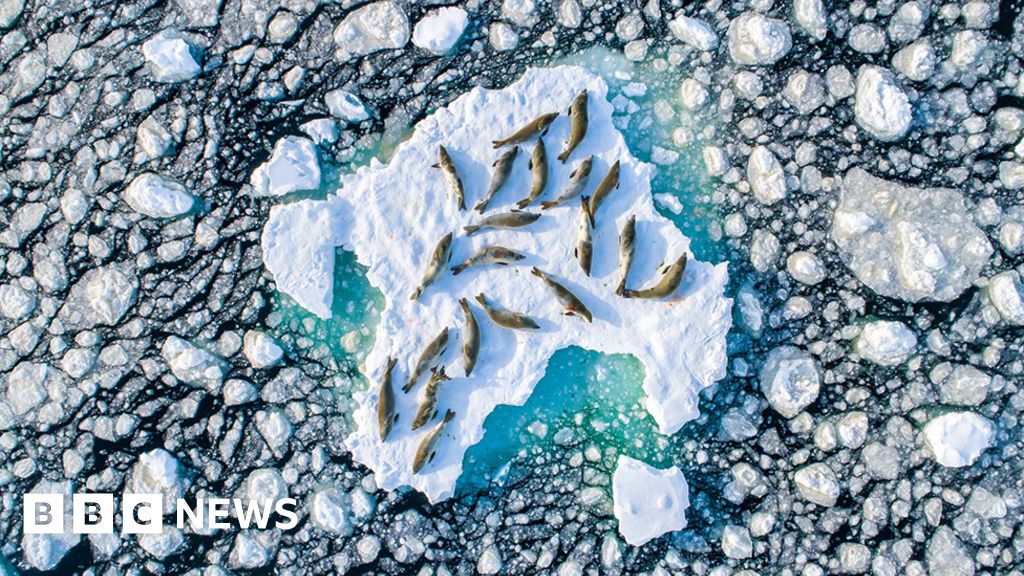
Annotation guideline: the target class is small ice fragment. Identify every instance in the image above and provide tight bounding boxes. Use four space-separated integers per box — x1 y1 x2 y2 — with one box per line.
142 29 201 83
922 411 994 468
412 7 468 55
123 173 195 218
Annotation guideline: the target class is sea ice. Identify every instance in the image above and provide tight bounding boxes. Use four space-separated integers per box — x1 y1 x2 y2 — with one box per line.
833 168 992 302
123 173 196 218
162 336 225 391
922 411 994 467
668 15 718 51
727 12 792 66
855 320 917 366
747 145 788 205
760 346 821 418
986 271 1024 325
794 462 840 507
249 136 321 198
853 65 912 141
127 448 183 509
412 7 468 55
793 0 828 40
142 29 201 83
261 66 732 502
333 1 409 61
325 89 370 124
243 330 284 369
611 456 689 546
21 480 79 570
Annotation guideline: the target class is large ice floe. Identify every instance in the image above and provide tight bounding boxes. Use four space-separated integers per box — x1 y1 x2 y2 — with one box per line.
832 168 992 302
261 66 732 503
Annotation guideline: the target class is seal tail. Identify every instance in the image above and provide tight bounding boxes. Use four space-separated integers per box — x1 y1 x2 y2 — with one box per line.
540 200 558 210
463 225 480 235
557 150 569 163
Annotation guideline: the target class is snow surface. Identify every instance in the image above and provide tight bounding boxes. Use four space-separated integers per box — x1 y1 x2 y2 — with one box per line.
249 136 321 198
612 455 689 546
412 7 468 55
261 65 732 502
923 411 994 468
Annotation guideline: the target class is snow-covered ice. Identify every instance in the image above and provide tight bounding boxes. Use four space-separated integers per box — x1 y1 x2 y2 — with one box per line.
760 346 821 418
727 12 792 66
412 7 468 55
794 462 840 507
325 89 370 124
853 65 912 141
142 29 201 83
855 320 917 366
243 330 284 369
250 136 321 198
162 336 225 391
333 1 409 61
261 200 340 319
123 173 196 218
261 66 732 502
793 0 828 40
127 449 183 509
611 456 689 546
668 15 718 51
986 271 1024 325
922 411 994 468
833 168 992 302
747 145 787 205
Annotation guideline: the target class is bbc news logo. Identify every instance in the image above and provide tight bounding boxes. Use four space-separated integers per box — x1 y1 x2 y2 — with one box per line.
24 494 299 534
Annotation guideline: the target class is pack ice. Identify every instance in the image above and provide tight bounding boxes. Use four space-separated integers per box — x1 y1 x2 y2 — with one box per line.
260 66 732 504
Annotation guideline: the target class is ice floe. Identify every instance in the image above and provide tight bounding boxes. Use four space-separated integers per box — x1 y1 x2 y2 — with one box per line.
922 411 994 468
123 173 195 218
833 168 992 302
611 455 689 546
413 7 468 55
333 1 409 61
855 320 917 366
261 65 732 502
142 29 201 83
853 65 912 141
250 136 321 198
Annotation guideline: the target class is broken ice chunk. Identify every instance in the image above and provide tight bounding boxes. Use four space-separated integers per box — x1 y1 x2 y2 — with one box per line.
243 330 284 369
325 89 370 124
855 320 917 366
986 271 1024 325
123 173 196 218
142 29 201 83
922 411 994 467
727 12 792 66
854 65 911 141
612 456 689 546
333 1 409 61
412 7 468 55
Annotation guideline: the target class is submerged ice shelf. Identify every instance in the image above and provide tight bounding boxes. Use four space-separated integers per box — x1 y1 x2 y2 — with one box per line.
261 65 732 503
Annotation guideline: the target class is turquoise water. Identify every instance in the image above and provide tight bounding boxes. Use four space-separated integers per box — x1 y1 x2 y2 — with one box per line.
268 47 723 493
